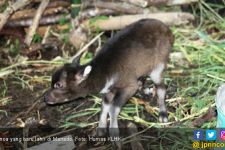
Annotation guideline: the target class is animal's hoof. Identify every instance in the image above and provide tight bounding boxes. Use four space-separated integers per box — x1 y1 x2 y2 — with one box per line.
96 128 107 137
112 140 122 150
109 128 121 149
159 111 168 123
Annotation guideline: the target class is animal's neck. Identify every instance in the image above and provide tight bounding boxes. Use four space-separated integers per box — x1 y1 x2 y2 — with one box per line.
82 64 108 95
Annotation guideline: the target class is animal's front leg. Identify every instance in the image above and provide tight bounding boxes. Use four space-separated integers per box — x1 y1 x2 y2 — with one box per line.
97 91 116 136
109 104 121 134
109 104 122 150
97 102 109 136
109 83 139 149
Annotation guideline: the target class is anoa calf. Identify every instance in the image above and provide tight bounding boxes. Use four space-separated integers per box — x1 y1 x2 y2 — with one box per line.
44 19 174 144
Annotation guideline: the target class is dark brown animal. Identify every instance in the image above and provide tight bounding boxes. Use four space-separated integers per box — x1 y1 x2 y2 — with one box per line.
44 19 174 148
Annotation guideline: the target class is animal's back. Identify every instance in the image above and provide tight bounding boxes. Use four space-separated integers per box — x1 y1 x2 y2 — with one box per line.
92 19 173 79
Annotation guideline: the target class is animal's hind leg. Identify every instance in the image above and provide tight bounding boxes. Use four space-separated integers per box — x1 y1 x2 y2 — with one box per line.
155 84 168 123
150 63 168 123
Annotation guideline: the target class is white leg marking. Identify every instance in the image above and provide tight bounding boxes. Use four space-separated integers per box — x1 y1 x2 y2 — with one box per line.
109 106 121 128
157 88 166 112
100 75 117 94
157 88 166 101
98 102 110 128
150 63 164 84
159 115 168 123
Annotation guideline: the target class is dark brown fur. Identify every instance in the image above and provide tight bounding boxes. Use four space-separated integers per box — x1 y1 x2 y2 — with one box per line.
44 19 174 148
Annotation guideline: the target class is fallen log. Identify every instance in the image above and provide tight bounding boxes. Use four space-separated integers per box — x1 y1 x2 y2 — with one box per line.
10 7 69 20
121 0 199 7
82 0 148 14
6 14 71 27
120 0 148 7
166 0 199 6
79 8 116 19
82 12 194 31
0 0 32 31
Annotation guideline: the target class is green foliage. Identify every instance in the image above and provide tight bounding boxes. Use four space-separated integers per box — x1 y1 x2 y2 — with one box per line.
32 33 42 43
71 0 81 18
80 52 94 65
62 34 69 44
0 80 7 97
0 2 7 12
89 16 109 32
9 39 20 56
59 13 69 26
58 1 225 129
1 1 224 138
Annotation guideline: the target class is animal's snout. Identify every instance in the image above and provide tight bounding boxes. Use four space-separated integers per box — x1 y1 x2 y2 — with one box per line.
44 91 57 105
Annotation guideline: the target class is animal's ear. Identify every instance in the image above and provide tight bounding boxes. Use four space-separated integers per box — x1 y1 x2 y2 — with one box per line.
75 65 92 84
72 55 81 67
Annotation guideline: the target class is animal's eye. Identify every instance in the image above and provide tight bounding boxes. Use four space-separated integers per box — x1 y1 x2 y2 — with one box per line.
54 82 63 89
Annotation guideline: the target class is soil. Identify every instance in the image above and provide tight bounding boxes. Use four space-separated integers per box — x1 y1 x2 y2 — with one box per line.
0 71 179 149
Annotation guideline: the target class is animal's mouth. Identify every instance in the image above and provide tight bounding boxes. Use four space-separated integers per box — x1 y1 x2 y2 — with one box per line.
44 95 81 106
44 95 56 105
45 100 56 105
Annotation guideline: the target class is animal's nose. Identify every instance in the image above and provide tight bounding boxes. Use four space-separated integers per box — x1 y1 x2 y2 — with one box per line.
43 92 51 103
44 95 48 103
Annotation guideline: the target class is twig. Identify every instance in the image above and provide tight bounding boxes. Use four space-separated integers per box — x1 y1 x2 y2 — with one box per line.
0 0 32 31
24 0 50 46
144 0 199 6
7 14 71 27
79 8 116 19
121 0 148 7
70 32 104 62
207 74 225 82
42 26 51 44
24 99 42 116
166 0 199 6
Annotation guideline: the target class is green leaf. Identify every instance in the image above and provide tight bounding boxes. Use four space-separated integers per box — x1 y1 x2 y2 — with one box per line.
32 33 42 43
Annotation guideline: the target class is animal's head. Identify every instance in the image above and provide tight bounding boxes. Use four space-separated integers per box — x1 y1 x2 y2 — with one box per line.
44 56 92 105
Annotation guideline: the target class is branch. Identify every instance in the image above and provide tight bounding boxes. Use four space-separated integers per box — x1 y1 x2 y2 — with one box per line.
166 0 199 6
47 0 70 8
0 0 32 31
24 0 50 46
10 7 69 20
7 14 71 27
79 8 116 19
147 0 199 6
82 12 195 31
120 0 148 7
82 0 146 14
